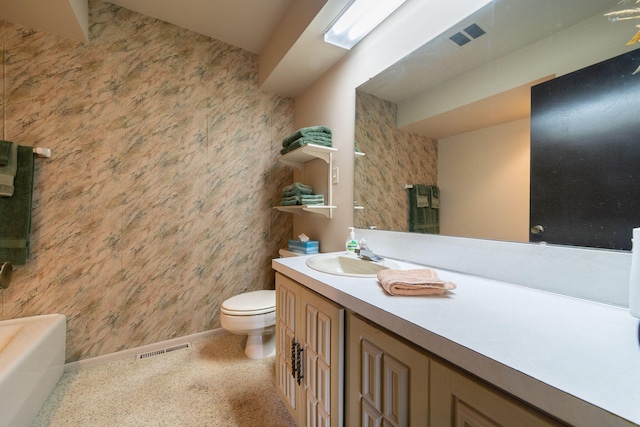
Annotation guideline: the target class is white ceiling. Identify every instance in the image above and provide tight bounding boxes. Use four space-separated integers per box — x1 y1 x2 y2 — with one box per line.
108 0 293 54
0 0 350 98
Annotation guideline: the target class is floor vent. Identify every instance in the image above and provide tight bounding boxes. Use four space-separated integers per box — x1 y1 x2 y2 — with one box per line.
136 342 191 360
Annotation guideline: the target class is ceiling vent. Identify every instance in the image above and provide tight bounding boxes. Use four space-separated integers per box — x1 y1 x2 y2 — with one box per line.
449 23 486 47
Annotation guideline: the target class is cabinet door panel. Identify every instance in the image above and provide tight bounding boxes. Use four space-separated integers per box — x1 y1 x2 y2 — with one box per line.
430 360 564 427
300 284 344 427
455 400 500 427
305 304 318 351
306 348 318 399
276 278 298 415
276 274 343 427
348 314 429 426
362 400 383 427
317 311 332 365
383 354 409 427
306 395 318 427
362 339 383 411
318 409 331 427
318 359 331 414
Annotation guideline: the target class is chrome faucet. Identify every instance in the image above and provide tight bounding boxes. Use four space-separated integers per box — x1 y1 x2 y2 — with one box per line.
356 239 384 262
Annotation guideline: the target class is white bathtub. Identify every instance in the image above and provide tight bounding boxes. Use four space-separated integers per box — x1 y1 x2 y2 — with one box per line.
0 314 66 427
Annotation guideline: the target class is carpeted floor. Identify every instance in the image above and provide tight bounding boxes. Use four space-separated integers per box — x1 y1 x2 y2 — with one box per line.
32 333 296 426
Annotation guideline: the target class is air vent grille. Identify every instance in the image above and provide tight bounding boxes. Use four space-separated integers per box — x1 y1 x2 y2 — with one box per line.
136 342 191 360
449 32 471 47
463 23 486 39
449 22 486 47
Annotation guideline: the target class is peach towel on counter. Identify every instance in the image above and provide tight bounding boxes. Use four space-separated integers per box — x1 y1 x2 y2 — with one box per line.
377 269 456 296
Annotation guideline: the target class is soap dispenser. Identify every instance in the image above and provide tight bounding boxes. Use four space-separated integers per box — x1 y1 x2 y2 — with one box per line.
346 227 359 254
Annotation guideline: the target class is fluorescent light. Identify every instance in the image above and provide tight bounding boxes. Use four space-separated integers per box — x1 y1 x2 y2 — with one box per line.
324 0 407 50
324 0 494 50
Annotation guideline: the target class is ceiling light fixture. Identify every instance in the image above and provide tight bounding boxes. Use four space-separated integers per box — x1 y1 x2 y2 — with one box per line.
324 0 407 50
324 0 494 50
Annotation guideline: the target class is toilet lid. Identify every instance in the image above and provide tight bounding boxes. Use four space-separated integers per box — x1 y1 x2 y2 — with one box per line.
221 290 276 315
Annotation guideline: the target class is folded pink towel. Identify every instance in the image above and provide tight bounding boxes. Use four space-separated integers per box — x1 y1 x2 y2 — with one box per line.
377 268 456 296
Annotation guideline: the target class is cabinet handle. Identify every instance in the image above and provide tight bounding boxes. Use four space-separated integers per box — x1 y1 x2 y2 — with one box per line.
296 343 304 385
291 338 297 379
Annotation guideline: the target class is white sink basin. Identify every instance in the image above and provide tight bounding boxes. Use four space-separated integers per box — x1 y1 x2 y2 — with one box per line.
305 254 400 277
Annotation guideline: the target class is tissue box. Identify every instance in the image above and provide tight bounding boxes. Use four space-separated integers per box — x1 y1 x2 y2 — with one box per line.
288 239 319 254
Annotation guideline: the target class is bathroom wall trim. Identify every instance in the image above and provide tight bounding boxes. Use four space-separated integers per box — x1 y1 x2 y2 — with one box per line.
64 329 227 372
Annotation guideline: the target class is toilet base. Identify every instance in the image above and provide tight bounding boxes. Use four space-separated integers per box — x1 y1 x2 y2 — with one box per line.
245 332 275 359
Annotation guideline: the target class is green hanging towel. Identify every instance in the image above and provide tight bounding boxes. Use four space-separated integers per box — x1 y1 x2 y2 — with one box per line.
0 145 35 264
408 184 439 234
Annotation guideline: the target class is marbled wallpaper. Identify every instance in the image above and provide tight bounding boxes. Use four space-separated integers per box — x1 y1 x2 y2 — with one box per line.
354 90 437 232
0 0 294 362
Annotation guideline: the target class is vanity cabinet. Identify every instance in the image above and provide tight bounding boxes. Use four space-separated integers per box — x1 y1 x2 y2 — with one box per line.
275 273 344 426
274 144 337 218
347 313 429 426
272 259 631 427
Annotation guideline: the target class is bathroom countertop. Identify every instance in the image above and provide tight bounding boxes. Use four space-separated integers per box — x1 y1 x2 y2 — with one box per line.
272 253 640 427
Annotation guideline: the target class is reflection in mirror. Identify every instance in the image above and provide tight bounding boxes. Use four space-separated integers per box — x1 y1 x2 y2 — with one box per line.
354 0 639 250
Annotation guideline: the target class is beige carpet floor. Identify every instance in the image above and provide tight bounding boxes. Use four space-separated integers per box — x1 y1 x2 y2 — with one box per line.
32 333 296 426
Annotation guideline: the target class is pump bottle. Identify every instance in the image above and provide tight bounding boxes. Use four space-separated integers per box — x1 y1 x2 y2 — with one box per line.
345 227 359 254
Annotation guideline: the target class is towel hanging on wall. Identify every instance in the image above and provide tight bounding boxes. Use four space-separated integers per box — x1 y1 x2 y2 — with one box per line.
0 145 35 265
0 142 18 196
408 184 440 234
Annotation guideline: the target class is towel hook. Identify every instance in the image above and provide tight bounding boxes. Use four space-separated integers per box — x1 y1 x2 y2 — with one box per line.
33 147 52 158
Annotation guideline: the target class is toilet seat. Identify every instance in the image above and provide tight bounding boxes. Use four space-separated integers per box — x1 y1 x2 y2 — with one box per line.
221 290 275 316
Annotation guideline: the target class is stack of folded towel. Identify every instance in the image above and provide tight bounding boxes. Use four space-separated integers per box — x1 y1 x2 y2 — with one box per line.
280 182 325 206
280 126 332 155
377 268 456 296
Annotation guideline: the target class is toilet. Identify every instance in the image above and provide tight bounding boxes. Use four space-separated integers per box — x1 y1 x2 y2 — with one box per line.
220 290 276 359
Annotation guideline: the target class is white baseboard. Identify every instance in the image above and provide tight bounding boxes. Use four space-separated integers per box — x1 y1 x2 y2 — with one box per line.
64 328 227 372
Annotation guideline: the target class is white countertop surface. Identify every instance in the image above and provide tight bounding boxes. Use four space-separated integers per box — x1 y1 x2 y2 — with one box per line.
273 253 640 427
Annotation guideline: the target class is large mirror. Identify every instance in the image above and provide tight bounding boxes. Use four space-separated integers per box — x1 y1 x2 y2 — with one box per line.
354 0 640 250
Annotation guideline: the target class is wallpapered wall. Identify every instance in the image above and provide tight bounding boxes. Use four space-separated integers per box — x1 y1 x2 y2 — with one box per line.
0 0 294 362
354 90 437 232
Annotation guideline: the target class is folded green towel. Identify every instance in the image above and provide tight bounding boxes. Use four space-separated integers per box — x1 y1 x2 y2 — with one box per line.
283 182 313 194
280 199 299 206
282 188 314 197
0 140 12 166
0 145 34 265
300 194 324 205
282 134 332 148
280 137 333 155
282 126 332 147
0 142 18 197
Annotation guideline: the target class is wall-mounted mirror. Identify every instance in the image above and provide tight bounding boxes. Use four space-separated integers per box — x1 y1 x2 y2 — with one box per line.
354 0 640 250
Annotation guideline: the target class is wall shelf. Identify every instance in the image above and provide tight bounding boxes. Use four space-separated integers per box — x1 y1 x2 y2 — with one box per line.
274 205 337 217
278 144 337 170
275 143 337 218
